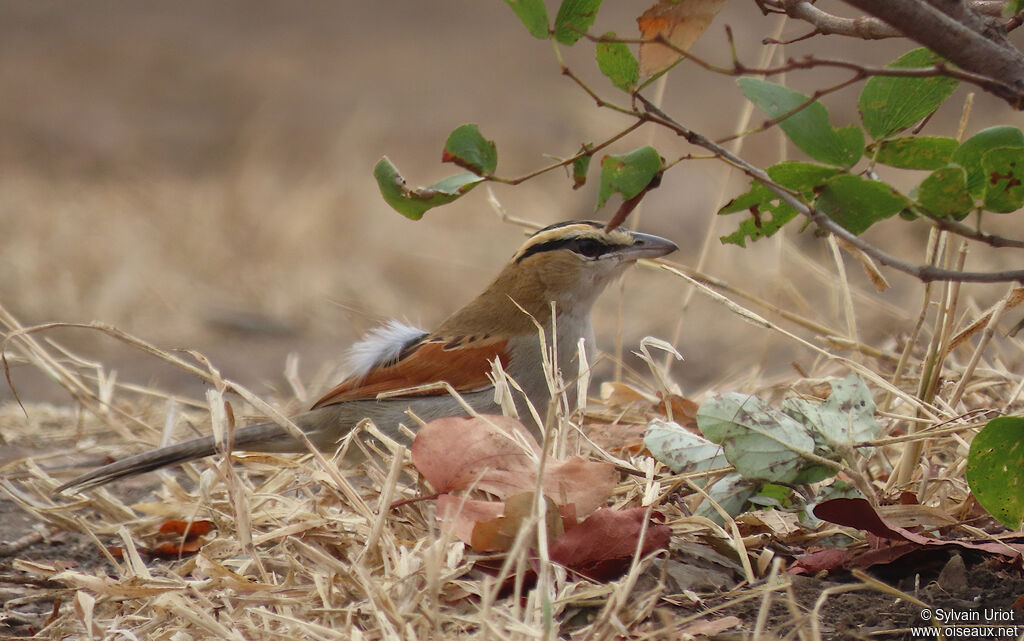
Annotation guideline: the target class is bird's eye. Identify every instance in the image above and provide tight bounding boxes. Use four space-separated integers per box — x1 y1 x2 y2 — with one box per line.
573 238 607 259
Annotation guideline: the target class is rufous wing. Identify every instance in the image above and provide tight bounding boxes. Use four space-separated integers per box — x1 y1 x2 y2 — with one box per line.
310 335 509 409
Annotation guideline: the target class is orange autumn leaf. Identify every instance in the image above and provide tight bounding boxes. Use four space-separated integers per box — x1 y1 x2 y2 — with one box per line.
148 539 204 558
637 0 727 77
470 492 565 552
438 493 578 550
411 415 616 514
436 495 505 544
157 520 215 539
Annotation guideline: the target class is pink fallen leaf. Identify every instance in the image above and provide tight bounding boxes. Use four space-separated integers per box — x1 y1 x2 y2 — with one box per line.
436 494 506 545
412 415 616 514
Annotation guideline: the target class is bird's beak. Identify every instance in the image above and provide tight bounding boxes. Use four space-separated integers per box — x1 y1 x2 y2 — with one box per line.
617 231 678 261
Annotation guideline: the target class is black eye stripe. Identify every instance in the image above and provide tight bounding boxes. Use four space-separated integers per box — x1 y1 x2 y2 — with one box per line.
515 236 612 262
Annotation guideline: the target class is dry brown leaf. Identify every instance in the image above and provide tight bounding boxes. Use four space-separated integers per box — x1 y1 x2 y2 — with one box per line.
549 507 671 581
680 615 742 637
657 393 699 426
600 381 657 405
584 421 647 455
637 0 726 77
837 237 890 291
947 287 1024 353
875 504 959 529
470 492 565 552
736 509 800 537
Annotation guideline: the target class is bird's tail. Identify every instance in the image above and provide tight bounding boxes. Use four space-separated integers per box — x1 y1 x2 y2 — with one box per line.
54 421 301 494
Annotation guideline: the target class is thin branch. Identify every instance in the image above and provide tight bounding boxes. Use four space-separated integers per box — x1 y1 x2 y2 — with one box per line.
587 32 1020 101
919 213 1024 249
636 95 1024 284
488 119 645 186
840 0 1024 107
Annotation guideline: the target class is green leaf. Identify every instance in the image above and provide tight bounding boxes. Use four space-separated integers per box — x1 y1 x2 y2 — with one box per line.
815 174 909 234
572 148 592 189
952 126 1024 197
695 474 758 522
554 0 602 45
869 136 958 170
596 146 662 210
1007 0 1024 14
738 78 863 168
442 124 498 175
697 392 820 484
858 48 959 139
373 157 484 220
917 165 974 219
768 161 840 192
781 375 879 456
750 485 793 509
595 32 639 92
718 162 838 246
503 0 549 38
644 418 730 474
981 146 1024 212
966 416 1024 529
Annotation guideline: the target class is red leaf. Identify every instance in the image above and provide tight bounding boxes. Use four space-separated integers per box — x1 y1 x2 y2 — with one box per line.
814 498 1024 558
148 539 204 558
789 548 849 575
550 507 670 581
157 520 215 539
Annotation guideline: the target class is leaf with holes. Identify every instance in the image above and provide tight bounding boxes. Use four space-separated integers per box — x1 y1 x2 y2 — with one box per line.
981 146 1024 212
858 48 959 140
719 161 839 246
951 126 1024 197
374 157 484 220
596 146 662 210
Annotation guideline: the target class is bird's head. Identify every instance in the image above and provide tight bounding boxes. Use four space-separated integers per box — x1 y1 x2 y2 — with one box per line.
447 221 678 333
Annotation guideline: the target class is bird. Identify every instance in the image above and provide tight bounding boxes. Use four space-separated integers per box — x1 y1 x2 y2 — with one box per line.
55 221 677 493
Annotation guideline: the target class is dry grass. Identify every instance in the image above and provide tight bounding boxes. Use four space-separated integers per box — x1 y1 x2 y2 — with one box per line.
4 2 1024 638
2 237 1023 637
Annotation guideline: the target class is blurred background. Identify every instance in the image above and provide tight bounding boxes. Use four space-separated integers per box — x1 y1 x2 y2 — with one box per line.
1 0 1021 404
